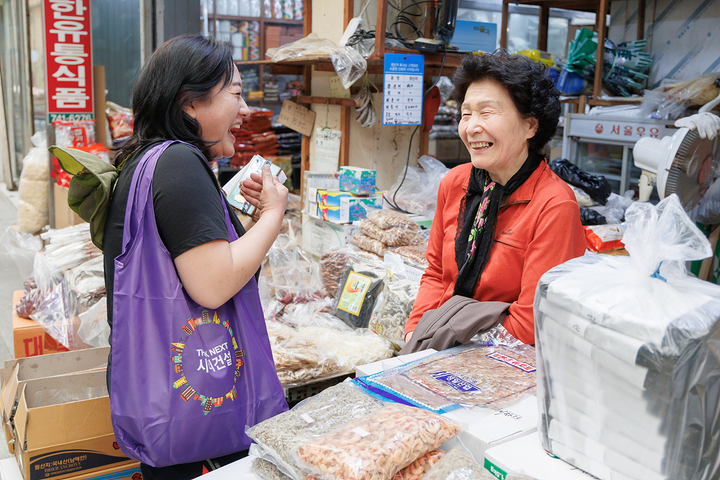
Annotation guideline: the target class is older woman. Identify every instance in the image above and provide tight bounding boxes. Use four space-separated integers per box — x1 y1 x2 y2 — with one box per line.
404 51 586 348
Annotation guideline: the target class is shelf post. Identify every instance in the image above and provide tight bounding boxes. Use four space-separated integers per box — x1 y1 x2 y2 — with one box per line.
592 0 609 100
374 0 389 60
500 0 509 49
538 4 549 51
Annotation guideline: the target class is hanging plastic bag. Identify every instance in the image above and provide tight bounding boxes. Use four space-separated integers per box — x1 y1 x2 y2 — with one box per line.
386 155 450 216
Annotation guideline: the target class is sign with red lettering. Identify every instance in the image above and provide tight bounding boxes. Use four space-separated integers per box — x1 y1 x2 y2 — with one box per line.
567 116 675 142
44 0 94 122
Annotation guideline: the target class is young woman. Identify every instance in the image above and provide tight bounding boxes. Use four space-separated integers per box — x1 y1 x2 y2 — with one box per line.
104 35 287 478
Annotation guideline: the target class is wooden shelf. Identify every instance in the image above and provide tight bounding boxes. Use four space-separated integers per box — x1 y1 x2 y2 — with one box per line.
297 96 360 107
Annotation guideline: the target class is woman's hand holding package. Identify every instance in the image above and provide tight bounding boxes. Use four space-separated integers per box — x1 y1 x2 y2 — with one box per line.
241 165 288 224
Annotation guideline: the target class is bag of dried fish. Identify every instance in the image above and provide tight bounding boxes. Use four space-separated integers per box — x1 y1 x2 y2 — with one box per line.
295 403 460 480
359 221 425 247
423 447 494 480
367 210 421 231
353 233 386 256
392 245 429 267
333 263 385 329
252 458 293 480
369 279 419 346
247 381 385 480
363 344 537 413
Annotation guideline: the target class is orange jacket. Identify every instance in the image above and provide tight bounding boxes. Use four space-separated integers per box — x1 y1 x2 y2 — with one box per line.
405 160 586 345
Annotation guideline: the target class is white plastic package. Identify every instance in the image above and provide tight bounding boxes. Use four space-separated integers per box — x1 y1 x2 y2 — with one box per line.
17 131 49 233
385 155 450 216
534 194 720 480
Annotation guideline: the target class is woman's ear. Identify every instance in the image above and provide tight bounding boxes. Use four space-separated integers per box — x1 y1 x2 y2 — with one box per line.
183 102 197 119
525 117 539 139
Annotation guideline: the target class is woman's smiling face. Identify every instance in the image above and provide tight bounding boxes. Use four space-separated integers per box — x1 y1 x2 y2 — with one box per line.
184 64 250 159
458 79 538 185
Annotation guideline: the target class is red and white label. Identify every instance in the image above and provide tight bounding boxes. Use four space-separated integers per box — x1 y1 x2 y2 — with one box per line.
44 0 94 122
486 352 536 373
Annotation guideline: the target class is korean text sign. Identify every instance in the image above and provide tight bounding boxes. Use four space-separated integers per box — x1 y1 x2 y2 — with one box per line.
44 0 94 122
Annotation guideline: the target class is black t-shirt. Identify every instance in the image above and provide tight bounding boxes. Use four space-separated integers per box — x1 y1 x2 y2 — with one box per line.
103 142 246 332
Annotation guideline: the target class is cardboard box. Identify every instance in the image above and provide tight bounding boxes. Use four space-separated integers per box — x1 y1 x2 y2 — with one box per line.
11 290 70 359
301 211 358 257
484 432 597 480
13 370 133 480
53 184 85 229
302 171 340 215
0 458 141 480
339 167 376 194
317 196 383 223
1 347 110 457
444 395 538 464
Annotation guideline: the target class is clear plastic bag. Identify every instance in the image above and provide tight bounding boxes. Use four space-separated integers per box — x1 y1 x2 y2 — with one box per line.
639 72 720 120
252 457 292 480
270 327 343 384
423 447 493 480
393 450 445 480
267 33 366 89
369 278 419 346
362 343 537 413
0 226 42 280
295 403 460 480
359 220 425 247
392 245 428 267
76 299 110 348
588 191 635 224
268 232 324 303
534 194 720 480
385 156 450 216
64 255 106 314
693 177 720 225
352 233 386 256
367 210 420 231
247 381 385 480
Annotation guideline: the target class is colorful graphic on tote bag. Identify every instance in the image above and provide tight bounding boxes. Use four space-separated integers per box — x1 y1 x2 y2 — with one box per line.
170 310 245 414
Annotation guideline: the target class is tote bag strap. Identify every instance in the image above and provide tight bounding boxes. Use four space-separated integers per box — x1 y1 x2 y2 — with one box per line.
120 140 238 256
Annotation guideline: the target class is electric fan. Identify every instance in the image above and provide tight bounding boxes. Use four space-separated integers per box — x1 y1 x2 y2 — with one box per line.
633 127 720 210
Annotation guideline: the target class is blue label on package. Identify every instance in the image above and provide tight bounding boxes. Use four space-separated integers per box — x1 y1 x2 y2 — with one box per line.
382 53 424 126
428 370 481 393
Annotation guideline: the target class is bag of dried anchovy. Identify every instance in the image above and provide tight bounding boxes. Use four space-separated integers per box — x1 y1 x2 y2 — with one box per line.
246 381 385 480
369 278 419 347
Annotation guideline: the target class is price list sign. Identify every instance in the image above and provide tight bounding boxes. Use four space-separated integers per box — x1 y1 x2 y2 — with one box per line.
382 53 424 126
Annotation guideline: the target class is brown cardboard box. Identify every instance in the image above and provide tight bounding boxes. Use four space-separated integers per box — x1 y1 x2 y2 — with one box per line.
0 347 110 456
53 184 85 229
11 290 70 358
13 370 133 480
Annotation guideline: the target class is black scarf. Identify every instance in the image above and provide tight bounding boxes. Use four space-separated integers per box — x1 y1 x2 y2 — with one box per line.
453 152 544 298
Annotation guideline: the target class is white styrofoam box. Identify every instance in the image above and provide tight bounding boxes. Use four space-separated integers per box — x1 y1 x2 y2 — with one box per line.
484 432 600 480
355 349 437 378
197 454 256 479
300 211 357 257
442 395 538 463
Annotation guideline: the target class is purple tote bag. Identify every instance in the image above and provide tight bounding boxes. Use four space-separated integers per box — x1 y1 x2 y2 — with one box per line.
110 141 287 467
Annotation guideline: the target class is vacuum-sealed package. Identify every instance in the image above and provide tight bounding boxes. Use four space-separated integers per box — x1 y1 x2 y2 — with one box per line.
423 447 494 480
359 220 425 247
369 278 419 346
361 343 536 413
247 381 385 480
333 263 385 328
295 403 460 480
535 195 720 480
